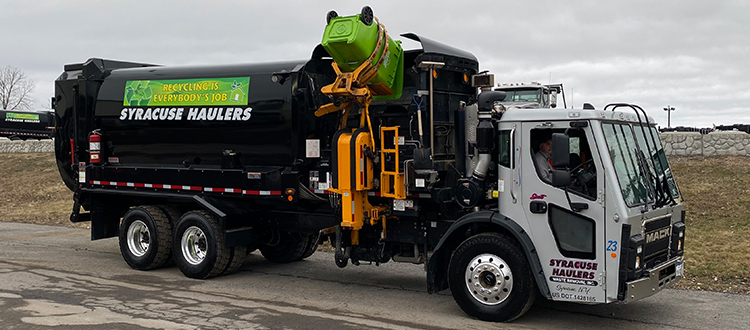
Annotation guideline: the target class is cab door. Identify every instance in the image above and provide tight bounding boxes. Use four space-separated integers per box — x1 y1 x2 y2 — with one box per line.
519 121 607 303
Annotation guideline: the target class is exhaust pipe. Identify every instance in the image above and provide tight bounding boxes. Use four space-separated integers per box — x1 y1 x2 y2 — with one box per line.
454 91 504 208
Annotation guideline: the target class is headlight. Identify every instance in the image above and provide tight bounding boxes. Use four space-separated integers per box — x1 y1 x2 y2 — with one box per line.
671 222 686 256
629 234 645 279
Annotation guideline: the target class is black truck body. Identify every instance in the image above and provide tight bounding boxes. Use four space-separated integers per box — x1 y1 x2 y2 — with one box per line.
54 34 480 256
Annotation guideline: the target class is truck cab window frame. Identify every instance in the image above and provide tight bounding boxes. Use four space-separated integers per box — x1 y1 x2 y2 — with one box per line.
602 123 653 207
498 129 513 168
530 127 597 200
548 204 597 259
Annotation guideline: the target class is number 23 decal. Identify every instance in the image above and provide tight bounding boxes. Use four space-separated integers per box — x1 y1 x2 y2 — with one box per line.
606 240 618 252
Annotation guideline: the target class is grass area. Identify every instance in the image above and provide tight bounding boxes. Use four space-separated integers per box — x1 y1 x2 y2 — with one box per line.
0 153 86 229
0 153 747 293
669 156 750 294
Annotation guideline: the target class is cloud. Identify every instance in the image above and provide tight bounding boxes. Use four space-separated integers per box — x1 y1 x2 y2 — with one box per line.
0 0 747 128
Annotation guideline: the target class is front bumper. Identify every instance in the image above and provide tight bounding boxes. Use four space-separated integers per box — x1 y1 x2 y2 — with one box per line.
624 256 683 302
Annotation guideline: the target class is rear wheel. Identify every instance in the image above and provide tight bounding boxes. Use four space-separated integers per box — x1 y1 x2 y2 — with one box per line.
222 245 247 275
119 206 173 270
173 211 230 279
448 233 535 322
299 232 320 260
260 230 308 263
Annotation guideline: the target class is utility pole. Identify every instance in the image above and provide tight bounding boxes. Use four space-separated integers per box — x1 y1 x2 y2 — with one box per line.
663 105 675 128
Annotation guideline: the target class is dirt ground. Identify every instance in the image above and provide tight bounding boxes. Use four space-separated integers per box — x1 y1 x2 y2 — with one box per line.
0 153 87 229
0 153 747 293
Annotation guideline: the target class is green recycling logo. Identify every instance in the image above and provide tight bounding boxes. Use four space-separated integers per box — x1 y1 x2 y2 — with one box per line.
124 81 153 106
229 80 246 103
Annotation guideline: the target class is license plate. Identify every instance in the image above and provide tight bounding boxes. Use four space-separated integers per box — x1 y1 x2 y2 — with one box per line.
676 260 684 277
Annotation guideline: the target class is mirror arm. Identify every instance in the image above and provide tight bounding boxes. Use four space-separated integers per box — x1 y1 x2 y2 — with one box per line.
564 186 589 212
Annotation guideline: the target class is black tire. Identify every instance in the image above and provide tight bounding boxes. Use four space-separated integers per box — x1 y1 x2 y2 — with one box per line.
326 10 338 24
156 204 182 225
360 6 373 25
299 233 320 260
448 233 536 322
260 231 308 263
155 205 182 265
119 206 173 270
172 211 231 279
222 246 247 275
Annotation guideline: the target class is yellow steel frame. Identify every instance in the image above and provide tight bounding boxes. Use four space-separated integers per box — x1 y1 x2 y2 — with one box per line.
380 126 405 199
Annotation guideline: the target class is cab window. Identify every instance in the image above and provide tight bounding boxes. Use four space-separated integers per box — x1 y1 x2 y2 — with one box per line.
498 130 512 168
531 128 596 199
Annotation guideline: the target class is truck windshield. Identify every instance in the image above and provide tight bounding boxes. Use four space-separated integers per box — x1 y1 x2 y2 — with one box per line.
602 123 653 207
501 89 541 103
632 126 681 203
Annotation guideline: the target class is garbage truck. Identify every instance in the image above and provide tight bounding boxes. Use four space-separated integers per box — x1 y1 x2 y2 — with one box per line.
0 109 55 140
493 82 566 109
52 6 685 322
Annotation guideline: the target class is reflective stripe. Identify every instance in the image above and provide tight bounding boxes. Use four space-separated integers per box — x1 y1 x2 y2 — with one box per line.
87 180 279 196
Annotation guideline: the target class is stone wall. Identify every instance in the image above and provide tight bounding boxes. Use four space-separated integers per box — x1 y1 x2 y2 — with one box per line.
660 131 750 156
2 133 749 156
0 138 55 153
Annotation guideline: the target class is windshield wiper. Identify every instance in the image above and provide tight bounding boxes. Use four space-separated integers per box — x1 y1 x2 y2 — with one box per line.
604 103 676 209
635 150 657 209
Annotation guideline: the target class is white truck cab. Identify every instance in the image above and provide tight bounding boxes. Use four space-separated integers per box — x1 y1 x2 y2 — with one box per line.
494 103 684 305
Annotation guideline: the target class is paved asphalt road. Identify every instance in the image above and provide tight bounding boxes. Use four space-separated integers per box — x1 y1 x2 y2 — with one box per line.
0 222 748 330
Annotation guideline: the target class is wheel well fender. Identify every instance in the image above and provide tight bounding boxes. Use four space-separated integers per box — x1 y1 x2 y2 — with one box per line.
426 210 550 299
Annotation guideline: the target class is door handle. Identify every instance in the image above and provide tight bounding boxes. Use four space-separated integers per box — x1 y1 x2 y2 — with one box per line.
571 202 589 212
530 200 547 214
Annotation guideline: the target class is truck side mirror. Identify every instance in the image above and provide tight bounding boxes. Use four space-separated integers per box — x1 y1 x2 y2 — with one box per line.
551 133 569 168
550 169 571 187
550 91 558 108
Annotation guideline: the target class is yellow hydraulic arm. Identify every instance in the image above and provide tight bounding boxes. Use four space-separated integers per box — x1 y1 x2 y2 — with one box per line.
314 18 395 244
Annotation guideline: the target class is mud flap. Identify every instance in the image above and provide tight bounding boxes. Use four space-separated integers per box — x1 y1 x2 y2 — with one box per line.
90 194 121 240
69 191 91 223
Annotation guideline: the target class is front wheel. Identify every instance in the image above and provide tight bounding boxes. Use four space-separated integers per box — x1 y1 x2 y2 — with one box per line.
448 233 535 322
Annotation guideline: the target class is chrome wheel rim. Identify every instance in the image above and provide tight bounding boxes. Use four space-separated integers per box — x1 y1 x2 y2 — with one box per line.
181 226 207 265
126 220 150 257
465 253 513 305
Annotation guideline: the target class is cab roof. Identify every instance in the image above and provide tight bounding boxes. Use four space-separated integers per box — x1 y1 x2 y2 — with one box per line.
499 107 658 126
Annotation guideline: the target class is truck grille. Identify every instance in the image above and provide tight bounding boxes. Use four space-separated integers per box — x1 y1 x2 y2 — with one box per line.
643 216 671 269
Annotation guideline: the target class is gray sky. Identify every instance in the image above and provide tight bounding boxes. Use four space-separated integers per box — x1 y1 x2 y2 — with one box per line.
1 0 747 128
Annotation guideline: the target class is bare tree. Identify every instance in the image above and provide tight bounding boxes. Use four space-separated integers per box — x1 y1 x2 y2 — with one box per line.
0 65 35 110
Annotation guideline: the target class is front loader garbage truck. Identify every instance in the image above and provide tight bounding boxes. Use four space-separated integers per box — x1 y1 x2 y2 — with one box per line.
52 6 685 322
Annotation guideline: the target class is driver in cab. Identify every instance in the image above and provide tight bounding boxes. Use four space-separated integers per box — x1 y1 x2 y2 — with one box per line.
534 136 596 198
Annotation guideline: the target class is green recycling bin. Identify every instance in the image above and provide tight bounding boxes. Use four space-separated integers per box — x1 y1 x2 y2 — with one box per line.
321 7 403 99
